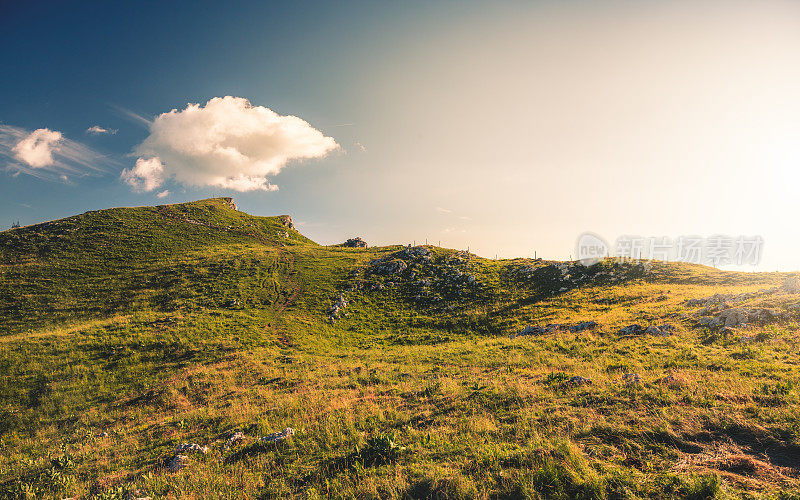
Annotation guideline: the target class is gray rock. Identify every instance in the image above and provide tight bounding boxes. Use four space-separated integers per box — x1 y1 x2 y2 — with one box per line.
568 321 597 333
697 316 721 328
644 326 663 336
370 259 408 276
568 375 592 387
620 373 642 385
220 197 238 211
175 443 208 454
168 454 189 472
327 294 349 320
277 215 295 230
342 237 368 248
618 324 644 336
224 432 246 448
395 245 432 261
513 325 548 337
260 427 295 443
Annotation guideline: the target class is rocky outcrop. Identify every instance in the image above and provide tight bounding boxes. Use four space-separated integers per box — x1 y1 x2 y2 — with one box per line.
220 197 238 210
369 259 408 276
696 307 783 329
277 215 295 230
327 294 348 321
342 237 368 248
395 245 432 261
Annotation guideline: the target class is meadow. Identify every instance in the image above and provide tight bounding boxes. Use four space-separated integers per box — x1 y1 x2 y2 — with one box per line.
1 198 799 499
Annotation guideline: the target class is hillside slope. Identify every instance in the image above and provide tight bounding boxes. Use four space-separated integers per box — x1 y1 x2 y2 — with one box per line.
2 199 800 499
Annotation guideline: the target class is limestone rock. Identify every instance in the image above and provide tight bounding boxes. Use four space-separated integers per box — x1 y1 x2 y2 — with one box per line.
277 215 295 230
175 443 208 454
261 427 295 443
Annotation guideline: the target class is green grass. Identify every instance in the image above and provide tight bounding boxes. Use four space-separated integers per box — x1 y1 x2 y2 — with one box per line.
1 198 799 499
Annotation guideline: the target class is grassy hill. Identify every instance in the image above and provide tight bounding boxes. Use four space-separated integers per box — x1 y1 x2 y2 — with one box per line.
2 198 800 499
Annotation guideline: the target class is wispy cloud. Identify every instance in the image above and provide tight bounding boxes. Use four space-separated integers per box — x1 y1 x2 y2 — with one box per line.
156 190 170 198
86 125 117 135
0 124 113 182
435 206 452 214
108 104 153 128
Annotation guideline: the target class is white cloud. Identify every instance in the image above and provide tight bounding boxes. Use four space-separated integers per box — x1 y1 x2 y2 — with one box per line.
12 128 62 167
86 125 117 135
130 96 338 192
121 157 164 192
435 206 452 214
0 125 111 181
156 190 170 198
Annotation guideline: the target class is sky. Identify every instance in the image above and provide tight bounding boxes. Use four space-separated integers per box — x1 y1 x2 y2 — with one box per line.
1 0 800 270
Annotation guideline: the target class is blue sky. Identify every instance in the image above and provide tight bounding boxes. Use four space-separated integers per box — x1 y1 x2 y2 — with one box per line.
2 1 800 270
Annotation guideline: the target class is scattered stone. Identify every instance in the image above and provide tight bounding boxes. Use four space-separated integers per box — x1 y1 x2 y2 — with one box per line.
620 373 642 385
513 325 549 337
369 259 408 276
168 454 189 472
644 326 662 336
697 316 718 328
342 237 368 248
260 427 295 443
696 307 783 329
327 294 348 320
717 308 750 328
224 431 246 449
175 443 208 454
658 323 675 334
618 324 644 336
395 245 432 261
568 321 598 333
568 375 592 387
